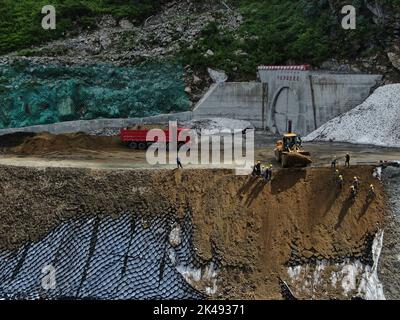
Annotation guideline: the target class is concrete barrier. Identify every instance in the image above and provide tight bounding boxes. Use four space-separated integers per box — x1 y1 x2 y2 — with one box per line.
0 112 193 136
193 82 265 128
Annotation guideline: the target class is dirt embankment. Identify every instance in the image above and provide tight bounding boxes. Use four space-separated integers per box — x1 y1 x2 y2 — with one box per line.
2 132 123 155
0 165 386 299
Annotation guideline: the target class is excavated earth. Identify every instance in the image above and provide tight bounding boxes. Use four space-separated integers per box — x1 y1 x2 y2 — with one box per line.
0 164 387 299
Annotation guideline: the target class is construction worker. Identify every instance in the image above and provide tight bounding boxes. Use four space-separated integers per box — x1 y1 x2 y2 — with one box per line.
261 165 266 180
368 184 376 200
353 176 361 191
265 164 272 181
267 164 273 181
255 161 262 176
262 165 268 181
350 185 357 199
177 156 183 169
331 157 338 170
345 153 351 167
337 174 344 189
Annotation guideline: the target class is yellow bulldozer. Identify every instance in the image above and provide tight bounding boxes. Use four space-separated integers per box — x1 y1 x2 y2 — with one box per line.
274 123 312 168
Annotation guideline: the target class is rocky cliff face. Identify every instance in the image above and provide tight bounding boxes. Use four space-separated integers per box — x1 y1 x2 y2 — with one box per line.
3 1 241 66
322 0 400 80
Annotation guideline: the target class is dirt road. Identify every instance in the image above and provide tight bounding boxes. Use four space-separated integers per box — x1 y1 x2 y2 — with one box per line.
1 131 399 170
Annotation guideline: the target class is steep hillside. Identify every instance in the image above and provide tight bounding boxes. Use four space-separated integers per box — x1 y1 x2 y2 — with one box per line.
1 0 400 130
0 166 387 299
1 0 400 82
0 0 168 55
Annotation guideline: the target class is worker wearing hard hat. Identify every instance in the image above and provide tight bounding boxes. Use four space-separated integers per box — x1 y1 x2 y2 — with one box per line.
368 184 376 200
255 161 262 176
353 176 361 191
267 164 273 182
337 174 344 189
331 157 338 169
350 185 357 199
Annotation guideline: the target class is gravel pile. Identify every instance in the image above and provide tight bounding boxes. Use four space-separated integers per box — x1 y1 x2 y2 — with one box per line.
304 84 400 147
182 118 254 135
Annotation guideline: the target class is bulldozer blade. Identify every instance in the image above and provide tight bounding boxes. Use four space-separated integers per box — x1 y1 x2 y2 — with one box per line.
282 152 312 168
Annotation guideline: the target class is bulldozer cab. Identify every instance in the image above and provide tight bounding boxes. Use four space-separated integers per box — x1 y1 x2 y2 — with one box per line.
282 133 302 152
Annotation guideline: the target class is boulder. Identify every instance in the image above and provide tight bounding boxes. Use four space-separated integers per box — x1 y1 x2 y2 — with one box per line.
387 46 400 70
205 49 215 57
193 75 202 84
119 19 133 29
207 68 228 83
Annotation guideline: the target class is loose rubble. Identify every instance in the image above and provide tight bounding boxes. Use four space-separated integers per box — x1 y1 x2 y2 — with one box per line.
305 85 400 148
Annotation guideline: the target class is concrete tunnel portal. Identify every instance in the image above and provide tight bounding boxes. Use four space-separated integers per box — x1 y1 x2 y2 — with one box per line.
193 65 382 136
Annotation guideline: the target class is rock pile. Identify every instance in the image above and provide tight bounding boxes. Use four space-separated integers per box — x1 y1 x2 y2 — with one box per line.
304 84 400 148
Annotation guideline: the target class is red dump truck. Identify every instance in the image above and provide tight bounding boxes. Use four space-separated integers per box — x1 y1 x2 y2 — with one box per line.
120 127 191 150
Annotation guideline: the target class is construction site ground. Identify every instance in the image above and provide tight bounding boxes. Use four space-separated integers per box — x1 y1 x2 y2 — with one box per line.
0 131 399 170
0 130 399 299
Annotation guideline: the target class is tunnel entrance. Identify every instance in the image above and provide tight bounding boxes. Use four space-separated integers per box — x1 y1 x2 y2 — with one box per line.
272 87 307 134
273 87 302 135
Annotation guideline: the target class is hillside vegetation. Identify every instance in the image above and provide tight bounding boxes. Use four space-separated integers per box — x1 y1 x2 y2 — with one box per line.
0 0 399 81
183 0 399 79
0 0 165 54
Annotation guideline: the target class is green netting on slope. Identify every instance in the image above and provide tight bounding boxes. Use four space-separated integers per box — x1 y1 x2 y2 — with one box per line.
0 61 190 129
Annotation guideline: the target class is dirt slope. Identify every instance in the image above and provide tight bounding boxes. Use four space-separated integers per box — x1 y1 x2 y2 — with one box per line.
0 165 386 299
8 132 123 155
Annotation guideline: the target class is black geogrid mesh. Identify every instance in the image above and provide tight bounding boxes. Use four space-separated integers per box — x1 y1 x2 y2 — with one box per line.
0 208 216 300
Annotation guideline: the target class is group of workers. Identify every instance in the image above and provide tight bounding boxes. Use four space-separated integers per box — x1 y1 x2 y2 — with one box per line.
252 161 273 182
332 157 376 201
331 153 351 169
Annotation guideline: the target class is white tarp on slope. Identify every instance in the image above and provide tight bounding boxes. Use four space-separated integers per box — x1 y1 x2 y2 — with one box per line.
304 84 400 148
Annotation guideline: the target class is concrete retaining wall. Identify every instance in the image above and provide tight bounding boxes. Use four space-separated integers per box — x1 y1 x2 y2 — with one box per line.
0 112 193 136
310 74 381 128
192 82 265 128
193 71 382 136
